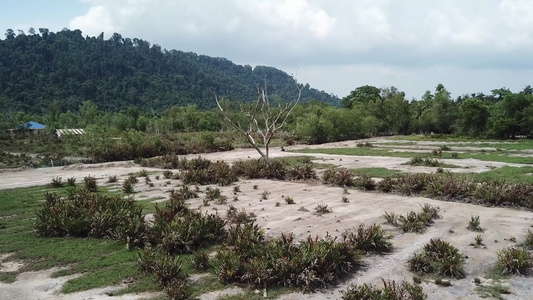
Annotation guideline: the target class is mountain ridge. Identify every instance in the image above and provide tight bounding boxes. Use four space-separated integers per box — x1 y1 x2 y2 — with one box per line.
0 29 340 113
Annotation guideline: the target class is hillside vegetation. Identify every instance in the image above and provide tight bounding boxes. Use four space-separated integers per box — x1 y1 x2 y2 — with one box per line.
0 28 339 113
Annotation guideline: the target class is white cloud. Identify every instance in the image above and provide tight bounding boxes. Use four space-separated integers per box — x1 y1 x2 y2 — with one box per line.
69 5 117 37
66 0 533 98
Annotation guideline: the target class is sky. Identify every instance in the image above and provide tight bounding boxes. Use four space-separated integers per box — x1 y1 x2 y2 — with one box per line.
2 0 533 99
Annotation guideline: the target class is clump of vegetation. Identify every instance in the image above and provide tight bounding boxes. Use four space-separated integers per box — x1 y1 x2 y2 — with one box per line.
261 190 270 200
226 205 254 224
451 152 459 159
314 203 332 215
356 142 373 148
212 229 360 292
35 189 146 248
285 196 295 204
435 278 452 287
353 174 376 191
387 204 439 233
467 215 483 232
524 229 533 250
288 163 317 181
341 196 349 203
496 247 531 275
343 224 393 253
180 158 237 186
137 248 191 300
407 156 441 167
408 239 465 279
66 177 76 187
107 175 117 183
83 176 98 192
472 235 484 248
192 250 210 271
163 170 173 179
233 185 241 193
342 279 426 300
232 159 287 180
440 145 451 151
323 167 354 187
49 176 64 188
122 180 135 194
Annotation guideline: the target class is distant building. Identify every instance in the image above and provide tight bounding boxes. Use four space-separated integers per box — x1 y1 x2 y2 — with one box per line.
8 121 46 136
55 129 85 138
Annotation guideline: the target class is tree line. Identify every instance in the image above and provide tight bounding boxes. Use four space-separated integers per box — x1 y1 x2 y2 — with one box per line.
2 81 532 142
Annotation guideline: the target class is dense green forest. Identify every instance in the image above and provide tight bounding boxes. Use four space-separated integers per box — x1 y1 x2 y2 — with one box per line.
1 28 533 143
0 28 338 114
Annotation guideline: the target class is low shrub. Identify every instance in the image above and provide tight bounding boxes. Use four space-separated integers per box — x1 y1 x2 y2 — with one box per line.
227 205 254 224
156 211 227 255
107 175 117 183
342 279 426 300
288 164 317 181
314 203 332 215
123 180 135 194
344 224 393 253
408 239 465 279
497 247 531 275
356 142 373 148
66 177 76 187
213 231 360 291
35 189 146 247
389 204 439 233
192 250 210 271
353 175 376 191
49 177 64 188
407 156 441 167
232 159 287 180
323 167 354 187
83 176 98 192
467 216 483 232
285 196 295 205
181 159 237 186
524 229 533 250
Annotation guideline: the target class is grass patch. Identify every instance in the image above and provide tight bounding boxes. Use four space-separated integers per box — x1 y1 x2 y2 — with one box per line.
0 185 153 294
463 166 533 184
352 167 401 178
476 283 511 299
0 273 16 283
294 147 533 164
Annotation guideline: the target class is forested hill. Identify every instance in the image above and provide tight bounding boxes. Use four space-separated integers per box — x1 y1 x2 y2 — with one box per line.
0 29 339 113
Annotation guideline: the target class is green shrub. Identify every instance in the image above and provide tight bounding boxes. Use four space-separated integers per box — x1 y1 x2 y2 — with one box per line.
323 167 354 187
107 175 117 183
288 164 317 181
394 204 439 233
49 177 64 188
137 248 186 287
192 250 210 271
122 180 135 194
83 176 98 192
232 159 287 180
35 189 146 247
66 177 76 187
342 279 426 300
467 216 482 232
497 247 531 275
181 159 237 186
524 229 533 250
213 232 360 291
226 205 254 224
285 196 295 204
314 203 332 215
344 224 393 253
408 239 465 279
353 175 376 191
157 212 227 255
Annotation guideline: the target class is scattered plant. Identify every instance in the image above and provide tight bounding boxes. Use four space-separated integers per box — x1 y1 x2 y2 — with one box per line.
226 205 254 224
288 164 317 181
253 184 258 190
314 203 332 215
261 190 270 200
123 180 135 194
353 175 376 191
524 229 533 250
472 235 484 247
383 211 398 226
341 196 349 203
233 185 241 193
440 145 451 151
107 175 118 183
451 152 459 159
496 247 531 275
467 216 483 232
407 156 440 167
285 196 295 205
163 170 173 179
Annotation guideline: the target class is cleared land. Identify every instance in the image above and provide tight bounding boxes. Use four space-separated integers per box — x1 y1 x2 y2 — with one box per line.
1 136 533 300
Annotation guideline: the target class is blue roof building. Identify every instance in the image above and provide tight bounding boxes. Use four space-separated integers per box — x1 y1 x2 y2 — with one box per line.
21 121 46 130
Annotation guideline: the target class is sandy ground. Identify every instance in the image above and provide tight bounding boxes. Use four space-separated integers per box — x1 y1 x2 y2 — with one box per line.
1 138 533 299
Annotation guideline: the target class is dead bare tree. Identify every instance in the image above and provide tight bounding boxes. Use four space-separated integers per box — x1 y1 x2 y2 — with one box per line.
214 79 302 162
